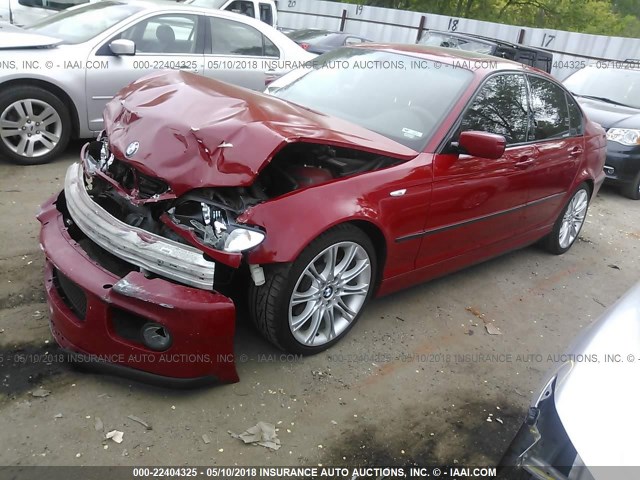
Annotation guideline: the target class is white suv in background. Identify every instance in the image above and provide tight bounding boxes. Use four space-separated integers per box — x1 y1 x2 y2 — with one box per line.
0 0 279 27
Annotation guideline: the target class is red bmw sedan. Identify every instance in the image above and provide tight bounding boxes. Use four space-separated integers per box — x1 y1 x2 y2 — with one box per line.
37 45 606 384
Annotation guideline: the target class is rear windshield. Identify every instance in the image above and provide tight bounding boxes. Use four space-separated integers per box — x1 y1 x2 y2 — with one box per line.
419 32 494 55
287 30 336 45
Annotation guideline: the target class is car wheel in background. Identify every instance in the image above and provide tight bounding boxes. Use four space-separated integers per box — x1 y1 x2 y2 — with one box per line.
0 86 71 165
249 224 377 355
621 172 640 200
544 183 590 255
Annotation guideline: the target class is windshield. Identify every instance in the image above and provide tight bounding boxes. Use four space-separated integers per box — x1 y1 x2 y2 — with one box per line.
419 32 493 55
271 49 474 151
564 66 640 109
25 2 144 44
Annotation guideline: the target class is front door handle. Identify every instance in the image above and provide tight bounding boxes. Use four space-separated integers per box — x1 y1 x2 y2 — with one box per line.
515 156 535 169
568 146 583 158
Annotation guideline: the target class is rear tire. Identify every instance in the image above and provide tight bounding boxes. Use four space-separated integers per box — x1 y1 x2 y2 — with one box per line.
621 172 640 200
0 86 71 165
543 183 590 255
249 224 377 355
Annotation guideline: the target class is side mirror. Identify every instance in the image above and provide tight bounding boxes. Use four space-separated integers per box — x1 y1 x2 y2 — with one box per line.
109 39 136 56
457 130 506 159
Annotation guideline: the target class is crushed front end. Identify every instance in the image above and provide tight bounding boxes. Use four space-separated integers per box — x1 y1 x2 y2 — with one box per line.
35 135 273 384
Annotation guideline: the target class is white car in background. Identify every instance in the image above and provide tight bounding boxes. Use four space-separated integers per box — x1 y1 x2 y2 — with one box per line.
0 0 278 27
184 0 278 27
500 282 640 480
0 0 313 165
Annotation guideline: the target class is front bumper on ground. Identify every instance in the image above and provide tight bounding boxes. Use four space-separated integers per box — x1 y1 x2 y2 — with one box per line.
37 175 239 385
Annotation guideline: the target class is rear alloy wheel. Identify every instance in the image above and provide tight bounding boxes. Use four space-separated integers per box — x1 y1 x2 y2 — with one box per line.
0 86 71 165
621 172 640 200
249 225 376 354
544 183 590 254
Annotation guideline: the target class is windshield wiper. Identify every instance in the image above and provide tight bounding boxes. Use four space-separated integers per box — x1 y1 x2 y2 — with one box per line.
573 93 632 108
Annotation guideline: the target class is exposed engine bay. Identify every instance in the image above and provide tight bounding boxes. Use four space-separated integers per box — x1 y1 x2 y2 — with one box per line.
83 137 400 262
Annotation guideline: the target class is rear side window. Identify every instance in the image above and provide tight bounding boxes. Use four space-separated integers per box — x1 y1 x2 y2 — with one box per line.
528 76 571 140
459 73 530 145
259 3 273 25
226 0 255 18
566 94 584 136
210 17 279 57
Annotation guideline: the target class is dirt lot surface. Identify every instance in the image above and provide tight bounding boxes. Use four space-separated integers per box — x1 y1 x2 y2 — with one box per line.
1 142 638 468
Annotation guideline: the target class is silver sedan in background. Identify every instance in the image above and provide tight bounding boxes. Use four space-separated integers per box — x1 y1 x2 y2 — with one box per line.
0 0 314 164
500 281 640 480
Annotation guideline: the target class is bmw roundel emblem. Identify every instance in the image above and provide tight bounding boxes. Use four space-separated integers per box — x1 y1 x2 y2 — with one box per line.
125 141 139 157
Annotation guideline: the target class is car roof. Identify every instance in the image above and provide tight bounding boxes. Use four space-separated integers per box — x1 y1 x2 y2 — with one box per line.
351 43 539 75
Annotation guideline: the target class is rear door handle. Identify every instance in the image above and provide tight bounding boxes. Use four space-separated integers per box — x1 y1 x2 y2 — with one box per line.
568 146 583 158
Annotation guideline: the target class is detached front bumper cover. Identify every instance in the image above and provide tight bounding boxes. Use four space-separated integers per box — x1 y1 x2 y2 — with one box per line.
65 162 215 290
37 191 239 384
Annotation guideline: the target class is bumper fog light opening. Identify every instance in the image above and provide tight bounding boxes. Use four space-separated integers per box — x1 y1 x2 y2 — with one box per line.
141 322 172 351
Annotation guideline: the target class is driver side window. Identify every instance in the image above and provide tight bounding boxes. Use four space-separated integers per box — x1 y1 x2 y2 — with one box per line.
459 74 530 145
120 14 199 54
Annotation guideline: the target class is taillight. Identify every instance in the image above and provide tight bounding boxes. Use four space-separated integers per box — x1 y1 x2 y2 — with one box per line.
299 42 310 50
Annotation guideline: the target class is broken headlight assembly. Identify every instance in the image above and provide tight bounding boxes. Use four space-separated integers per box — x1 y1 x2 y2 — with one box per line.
167 194 265 254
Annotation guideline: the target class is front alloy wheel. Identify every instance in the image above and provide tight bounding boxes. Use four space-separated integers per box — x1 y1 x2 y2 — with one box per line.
0 86 71 165
249 224 377 354
0 99 62 158
289 241 371 347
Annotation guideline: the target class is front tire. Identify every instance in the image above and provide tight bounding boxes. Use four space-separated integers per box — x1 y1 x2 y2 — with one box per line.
0 86 71 165
543 183 590 255
621 172 640 200
249 224 377 355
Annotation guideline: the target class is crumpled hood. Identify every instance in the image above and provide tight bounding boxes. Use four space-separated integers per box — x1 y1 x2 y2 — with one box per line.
554 281 640 468
577 97 640 130
104 70 418 196
0 31 61 49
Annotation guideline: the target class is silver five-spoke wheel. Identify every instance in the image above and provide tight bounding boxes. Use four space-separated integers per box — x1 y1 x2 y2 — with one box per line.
558 189 588 249
0 98 62 159
289 241 371 347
